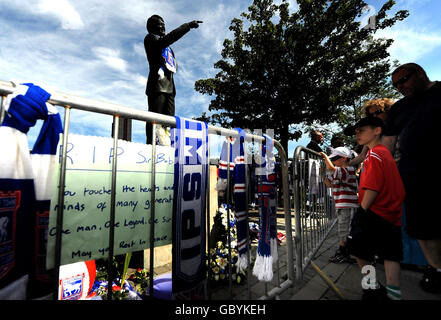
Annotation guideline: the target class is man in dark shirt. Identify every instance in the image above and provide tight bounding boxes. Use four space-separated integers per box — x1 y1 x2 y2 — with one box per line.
382 63 441 293
144 15 201 143
306 130 324 153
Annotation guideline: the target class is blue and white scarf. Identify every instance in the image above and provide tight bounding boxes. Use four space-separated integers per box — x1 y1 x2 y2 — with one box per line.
217 129 248 272
0 83 62 299
252 134 277 282
158 47 177 80
171 116 208 299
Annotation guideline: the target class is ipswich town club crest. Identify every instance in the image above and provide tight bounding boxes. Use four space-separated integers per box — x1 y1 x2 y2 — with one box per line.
0 191 20 280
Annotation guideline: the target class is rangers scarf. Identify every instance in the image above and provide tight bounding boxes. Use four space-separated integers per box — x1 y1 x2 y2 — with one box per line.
217 129 248 272
171 116 208 299
252 134 277 282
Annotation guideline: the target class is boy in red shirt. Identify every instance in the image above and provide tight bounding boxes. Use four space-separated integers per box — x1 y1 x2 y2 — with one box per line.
346 117 405 300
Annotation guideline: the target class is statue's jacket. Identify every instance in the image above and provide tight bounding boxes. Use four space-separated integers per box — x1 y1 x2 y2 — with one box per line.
144 23 191 97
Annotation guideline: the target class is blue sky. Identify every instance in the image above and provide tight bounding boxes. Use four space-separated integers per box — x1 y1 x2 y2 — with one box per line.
1 0 441 157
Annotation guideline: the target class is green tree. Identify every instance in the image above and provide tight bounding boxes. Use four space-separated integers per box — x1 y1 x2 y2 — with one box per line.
195 0 408 152
307 60 403 150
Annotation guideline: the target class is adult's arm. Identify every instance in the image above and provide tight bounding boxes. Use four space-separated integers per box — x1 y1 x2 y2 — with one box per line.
381 135 397 155
319 152 336 173
348 145 368 167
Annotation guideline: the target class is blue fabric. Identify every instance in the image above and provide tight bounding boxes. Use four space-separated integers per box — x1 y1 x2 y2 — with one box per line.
2 83 50 134
162 47 176 73
153 272 172 300
256 174 276 258
255 135 277 258
31 113 63 155
1 83 62 155
218 129 248 257
171 116 208 299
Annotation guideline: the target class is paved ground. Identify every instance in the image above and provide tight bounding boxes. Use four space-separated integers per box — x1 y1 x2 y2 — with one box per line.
126 205 441 301
287 225 441 301
208 221 441 300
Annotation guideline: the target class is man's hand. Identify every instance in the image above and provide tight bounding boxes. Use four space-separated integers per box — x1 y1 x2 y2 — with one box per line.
189 20 203 29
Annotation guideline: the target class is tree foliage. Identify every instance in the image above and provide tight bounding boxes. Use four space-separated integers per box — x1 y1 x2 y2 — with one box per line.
195 0 408 152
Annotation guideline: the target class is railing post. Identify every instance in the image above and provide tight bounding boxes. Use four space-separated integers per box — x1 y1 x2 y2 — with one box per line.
52 106 71 300
226 137 233 299
148 123 157 298
293 146 304 281
107 114 120 300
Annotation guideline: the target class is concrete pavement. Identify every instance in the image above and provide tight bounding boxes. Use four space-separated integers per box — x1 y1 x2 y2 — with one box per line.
289 225 441 300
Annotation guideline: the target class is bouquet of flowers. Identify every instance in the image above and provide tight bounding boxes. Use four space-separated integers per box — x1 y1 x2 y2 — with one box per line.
88 256 143 300
207 205 246 285
128 268 150 297
207 241 246 285
89 278 141 300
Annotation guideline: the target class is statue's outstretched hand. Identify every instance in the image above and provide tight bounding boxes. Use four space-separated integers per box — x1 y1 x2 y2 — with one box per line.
189 20 203 29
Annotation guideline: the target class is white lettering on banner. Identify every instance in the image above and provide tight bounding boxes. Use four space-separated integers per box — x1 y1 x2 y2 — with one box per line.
179 169 203 273
181 129 203 139
174 118 207 282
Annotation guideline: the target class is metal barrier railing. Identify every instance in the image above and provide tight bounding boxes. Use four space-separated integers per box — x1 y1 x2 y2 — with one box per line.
0 80 294 300
292 146 337 280
211 139 295 300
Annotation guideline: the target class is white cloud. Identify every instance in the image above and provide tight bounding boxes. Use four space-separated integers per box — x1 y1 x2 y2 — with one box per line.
130 73 147 88
133 43 146 57
92 47 128 73
376 27 441 63
37 0 84 30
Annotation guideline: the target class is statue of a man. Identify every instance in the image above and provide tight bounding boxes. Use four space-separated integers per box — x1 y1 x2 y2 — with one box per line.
144 15 202 143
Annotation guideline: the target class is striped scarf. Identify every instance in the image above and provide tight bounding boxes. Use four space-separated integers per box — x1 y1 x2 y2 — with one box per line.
252 134 277 282
171 116 208 299
217 129 248 272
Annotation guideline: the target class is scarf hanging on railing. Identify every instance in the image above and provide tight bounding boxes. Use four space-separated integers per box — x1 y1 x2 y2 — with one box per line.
252 134 277 282
171 116 208 300
0 83 63 299
217 129 248 272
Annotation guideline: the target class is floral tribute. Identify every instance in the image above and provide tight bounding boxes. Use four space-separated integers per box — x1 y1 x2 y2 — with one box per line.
88 257 148 300
207 205 258 285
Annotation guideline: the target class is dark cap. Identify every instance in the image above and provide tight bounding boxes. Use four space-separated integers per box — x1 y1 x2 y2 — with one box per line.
344 117 384 136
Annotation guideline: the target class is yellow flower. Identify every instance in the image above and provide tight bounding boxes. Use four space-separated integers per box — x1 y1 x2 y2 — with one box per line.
213 266 220 274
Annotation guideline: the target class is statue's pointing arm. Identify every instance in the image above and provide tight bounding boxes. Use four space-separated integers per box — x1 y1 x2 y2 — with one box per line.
157 21 202 48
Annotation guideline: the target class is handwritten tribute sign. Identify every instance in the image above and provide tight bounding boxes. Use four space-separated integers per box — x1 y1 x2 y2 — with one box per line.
46 134 174 268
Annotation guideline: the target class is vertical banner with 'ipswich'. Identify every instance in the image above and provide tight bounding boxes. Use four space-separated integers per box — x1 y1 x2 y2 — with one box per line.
171 116 208 299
